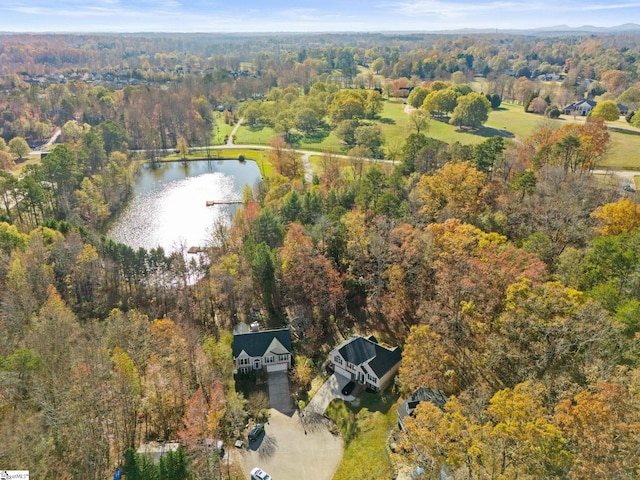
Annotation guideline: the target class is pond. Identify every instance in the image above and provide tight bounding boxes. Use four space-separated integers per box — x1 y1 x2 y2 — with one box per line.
107 159 261 253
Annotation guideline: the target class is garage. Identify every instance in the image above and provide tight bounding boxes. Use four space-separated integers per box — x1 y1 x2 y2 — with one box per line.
266 363 288 373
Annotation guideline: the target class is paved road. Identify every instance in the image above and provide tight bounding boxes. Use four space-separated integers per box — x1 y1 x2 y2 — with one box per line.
592 169 639 186
227 117 244 145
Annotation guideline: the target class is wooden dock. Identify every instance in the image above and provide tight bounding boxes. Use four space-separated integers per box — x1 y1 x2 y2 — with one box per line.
206 200 243 206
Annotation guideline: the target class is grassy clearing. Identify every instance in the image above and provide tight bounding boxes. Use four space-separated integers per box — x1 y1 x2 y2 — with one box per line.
595 130 640 170
300 131 344 153
484 102 549 139
214 116 235 145
328 388 400 480
380 99 497 146
234 124 277 145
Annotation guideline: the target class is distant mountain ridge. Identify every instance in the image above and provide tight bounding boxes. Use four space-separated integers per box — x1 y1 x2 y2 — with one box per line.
433 23 640 35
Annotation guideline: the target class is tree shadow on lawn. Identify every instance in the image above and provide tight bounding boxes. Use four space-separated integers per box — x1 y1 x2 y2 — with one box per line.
457 125 512 139
246 125 267 132
378 117 396 125
348 385 399 415
235 371 269 398
303 128 331 143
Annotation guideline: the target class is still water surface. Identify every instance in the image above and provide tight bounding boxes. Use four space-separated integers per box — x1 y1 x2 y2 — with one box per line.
108 160 261 253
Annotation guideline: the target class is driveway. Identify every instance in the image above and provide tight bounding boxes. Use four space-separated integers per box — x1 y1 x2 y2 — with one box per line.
239 409 343 480
305 373 355 415
268 371 293 414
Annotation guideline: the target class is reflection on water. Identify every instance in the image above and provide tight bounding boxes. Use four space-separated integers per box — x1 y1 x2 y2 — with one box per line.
108 160 261 253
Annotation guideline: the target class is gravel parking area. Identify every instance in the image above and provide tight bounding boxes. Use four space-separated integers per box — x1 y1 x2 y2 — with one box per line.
239 408 343 480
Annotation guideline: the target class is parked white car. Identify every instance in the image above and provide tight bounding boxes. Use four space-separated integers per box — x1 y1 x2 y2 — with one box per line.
250 467 272 480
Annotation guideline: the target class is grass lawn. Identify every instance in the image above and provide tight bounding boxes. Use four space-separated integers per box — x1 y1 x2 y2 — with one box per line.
484 102 548 139
299 130 345 153
596 130 640 170
327 388 400 480
214 114 235 145
153 148 273 177
235 124 277 145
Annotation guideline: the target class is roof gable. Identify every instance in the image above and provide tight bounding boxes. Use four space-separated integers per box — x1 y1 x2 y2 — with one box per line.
337 335 401 378
232 328 292 358
338 336 377 365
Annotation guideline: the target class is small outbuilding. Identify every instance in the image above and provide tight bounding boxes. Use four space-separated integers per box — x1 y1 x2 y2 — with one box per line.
397 387 448 430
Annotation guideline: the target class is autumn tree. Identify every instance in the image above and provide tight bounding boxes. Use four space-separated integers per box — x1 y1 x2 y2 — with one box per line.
402 382 571 479
8 136 30 161
554 381 640 479
591 197 640 236
279 223 344 317
409 109 430 135
412 161 486 222
487 279 622 392
450 92 491 129
268 136 301 179
422 88 459 118
399 324 461 395
589 100 620 121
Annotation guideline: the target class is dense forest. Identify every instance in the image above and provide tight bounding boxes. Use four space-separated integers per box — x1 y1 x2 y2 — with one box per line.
0 31 639 479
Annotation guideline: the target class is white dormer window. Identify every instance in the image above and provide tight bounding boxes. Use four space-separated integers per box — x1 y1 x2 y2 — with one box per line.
334 355 343 365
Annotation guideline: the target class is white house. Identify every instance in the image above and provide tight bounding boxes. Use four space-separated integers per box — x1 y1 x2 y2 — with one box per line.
564 98 596 116
233 328 292 374
329 334 401 393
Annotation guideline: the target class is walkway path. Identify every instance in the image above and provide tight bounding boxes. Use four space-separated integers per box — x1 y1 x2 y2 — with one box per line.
227 117 244 145
301 152 313 183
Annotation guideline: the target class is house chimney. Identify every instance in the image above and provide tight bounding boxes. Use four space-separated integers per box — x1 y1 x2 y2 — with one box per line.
250 321 260 332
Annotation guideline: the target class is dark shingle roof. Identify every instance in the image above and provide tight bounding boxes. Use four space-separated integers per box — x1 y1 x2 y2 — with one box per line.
338 336 377 365
338 335 401 378
397 387 448 423
232 328 292 358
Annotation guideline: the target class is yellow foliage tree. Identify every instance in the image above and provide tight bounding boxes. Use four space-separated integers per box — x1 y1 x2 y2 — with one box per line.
591 197 640 236
413 161 486 222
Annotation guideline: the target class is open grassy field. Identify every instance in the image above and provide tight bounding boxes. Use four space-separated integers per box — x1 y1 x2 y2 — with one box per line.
213 113 235 145
484 102 548 138
327 389 400 480
233 97 640 169
234 124 277 145
300 131 344 153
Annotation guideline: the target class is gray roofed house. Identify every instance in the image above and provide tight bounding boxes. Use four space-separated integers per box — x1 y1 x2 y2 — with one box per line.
233 328 292 374
397 387 448 430
563 98 597 116
329 334 401 392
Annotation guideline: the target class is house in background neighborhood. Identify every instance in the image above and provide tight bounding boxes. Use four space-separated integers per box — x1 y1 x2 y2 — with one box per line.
564 98 596 116
617 103 629 116
233 325 292 374
329 334 401 392
397 387 448 431
536 73 561 81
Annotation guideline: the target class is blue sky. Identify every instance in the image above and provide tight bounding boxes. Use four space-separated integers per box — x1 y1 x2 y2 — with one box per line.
0 0 639 33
